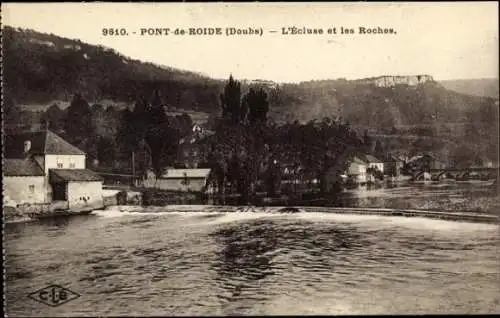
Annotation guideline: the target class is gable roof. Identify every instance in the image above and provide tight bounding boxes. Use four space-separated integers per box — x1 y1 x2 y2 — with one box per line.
4 130 85 158
3 158 45 176
385 155 404 162
49 169 104 182
362 154 383 163
161 168 211 179
350 156 367 165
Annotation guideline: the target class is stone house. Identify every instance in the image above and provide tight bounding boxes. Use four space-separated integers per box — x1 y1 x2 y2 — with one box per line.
3 130 104 212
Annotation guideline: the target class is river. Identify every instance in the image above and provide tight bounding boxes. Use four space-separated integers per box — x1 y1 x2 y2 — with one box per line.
5 181 499 316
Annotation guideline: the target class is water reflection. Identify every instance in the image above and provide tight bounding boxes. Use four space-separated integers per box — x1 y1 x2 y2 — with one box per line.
209 218 375 302
211 219 279 300
337 181 498 213
5 211 500 316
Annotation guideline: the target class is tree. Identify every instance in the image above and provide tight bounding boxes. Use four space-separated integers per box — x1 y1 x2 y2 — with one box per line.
244 88 269 125
65 93 93 146
145 123 179 177
374 140 385 158
41 103 65 133
96 136 116 166
176 113 193 136
147 89 167 125
296 118 359 193
220 75 244 124
117 108 138 155
265 157 281 196
363 129 372 153
3 87 23 133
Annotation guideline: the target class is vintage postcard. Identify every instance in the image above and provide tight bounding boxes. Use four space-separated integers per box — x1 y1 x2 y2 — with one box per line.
2 2 499 316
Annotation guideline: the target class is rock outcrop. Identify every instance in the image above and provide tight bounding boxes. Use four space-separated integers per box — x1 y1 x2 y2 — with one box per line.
355 75 435 87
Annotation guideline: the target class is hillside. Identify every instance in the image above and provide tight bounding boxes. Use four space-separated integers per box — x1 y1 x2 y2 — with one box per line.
439 78 499 99
3 26 498 164
2 26 224 112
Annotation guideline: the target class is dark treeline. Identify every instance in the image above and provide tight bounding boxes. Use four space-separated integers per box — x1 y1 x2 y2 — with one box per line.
4 87 195 173
205 75 361 204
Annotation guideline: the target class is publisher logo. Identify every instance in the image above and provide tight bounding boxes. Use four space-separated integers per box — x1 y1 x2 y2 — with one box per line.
28 285 80 307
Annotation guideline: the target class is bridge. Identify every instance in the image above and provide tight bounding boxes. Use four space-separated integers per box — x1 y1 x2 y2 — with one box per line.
412 167 498 181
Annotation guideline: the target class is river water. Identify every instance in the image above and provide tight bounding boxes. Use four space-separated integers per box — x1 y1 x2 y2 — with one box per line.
5 182 500 316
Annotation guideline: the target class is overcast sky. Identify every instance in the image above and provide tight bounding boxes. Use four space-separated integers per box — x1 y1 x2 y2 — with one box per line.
3 2 498 83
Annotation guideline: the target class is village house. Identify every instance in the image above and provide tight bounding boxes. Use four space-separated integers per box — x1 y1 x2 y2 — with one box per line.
383 155 405 177
346 156 368 184
361 154 384 174
407 153 447 171
3 130 104 212
143 168 212 193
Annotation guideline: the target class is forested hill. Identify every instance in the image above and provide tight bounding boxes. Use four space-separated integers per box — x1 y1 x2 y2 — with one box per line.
2 26 224 111
3 26 498 134
439 78 499 99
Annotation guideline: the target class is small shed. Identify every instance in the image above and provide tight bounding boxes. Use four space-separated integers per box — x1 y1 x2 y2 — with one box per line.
49 169 104 212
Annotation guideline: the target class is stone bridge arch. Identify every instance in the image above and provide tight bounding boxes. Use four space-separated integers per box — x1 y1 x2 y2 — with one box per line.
433 171 456 180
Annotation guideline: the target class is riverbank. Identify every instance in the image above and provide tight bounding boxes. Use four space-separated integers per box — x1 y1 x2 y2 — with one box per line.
5 181 497 224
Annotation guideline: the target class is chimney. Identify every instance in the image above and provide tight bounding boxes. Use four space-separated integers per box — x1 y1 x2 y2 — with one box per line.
24 140 32 153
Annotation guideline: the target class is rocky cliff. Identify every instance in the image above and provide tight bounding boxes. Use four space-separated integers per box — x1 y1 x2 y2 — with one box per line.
355 75 435 87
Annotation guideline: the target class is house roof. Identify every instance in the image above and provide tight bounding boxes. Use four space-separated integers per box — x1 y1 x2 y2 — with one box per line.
386 155 403 162
362 154 383 163
4 130 85 158
49 169 104 182
3 158 45 176
349 156 368 165
161 168 211 179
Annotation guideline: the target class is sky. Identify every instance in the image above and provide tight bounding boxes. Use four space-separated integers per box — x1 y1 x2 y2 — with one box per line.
2 2 499 83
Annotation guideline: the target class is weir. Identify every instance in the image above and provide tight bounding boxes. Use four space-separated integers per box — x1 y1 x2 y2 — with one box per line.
98 204 499 225
300 206 498 224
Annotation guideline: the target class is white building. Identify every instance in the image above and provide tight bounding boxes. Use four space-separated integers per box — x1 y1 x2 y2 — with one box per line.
3 130 104 212
346 156 368 184
143 168 212 192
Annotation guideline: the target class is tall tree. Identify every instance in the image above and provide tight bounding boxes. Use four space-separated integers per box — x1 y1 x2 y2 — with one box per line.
41 103 65 133
96 136 116 166
220 75 244 124
65 93 93 146
374 140 385 158
244 87 269 125
148 89 167 125
145 123 180 177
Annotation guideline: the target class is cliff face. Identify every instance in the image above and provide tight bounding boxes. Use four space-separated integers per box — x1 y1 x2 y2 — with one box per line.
356 75 435 87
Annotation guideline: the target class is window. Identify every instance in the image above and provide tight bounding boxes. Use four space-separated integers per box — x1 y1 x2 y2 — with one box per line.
57 163 63 168
28 185 35 193
69 163 76 168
